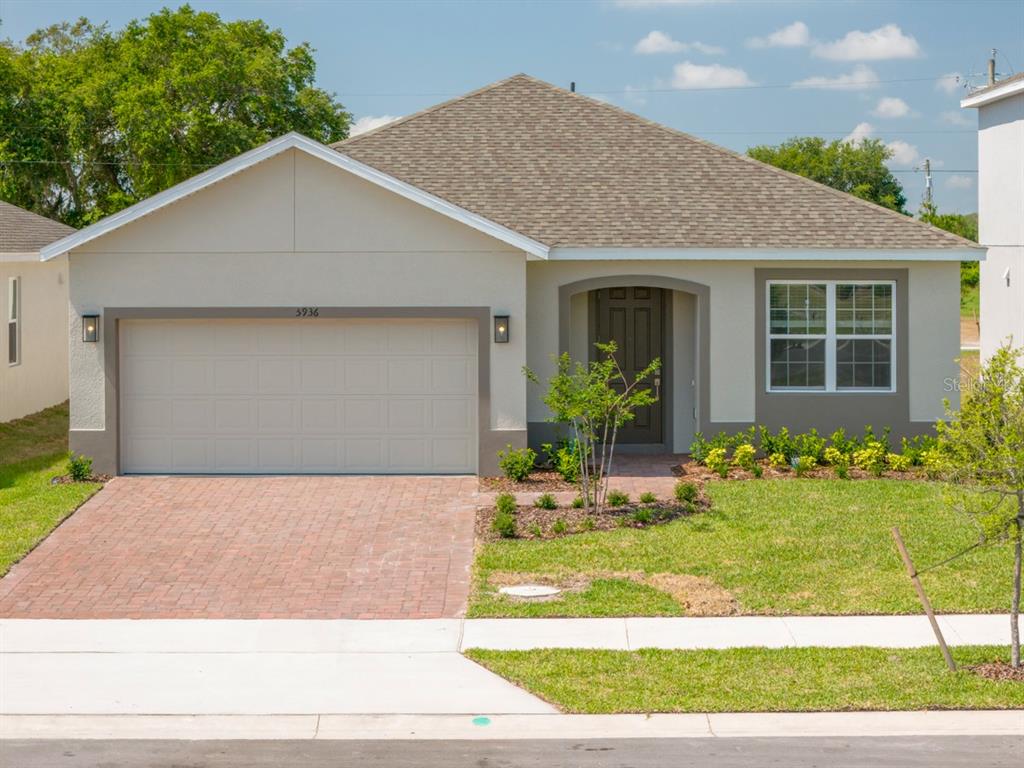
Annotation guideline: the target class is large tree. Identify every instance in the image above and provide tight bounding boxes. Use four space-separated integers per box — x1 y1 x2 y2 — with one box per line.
748 136 907 213
0 6 349 226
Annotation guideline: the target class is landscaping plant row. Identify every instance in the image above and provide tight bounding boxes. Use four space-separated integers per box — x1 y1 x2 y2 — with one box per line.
689 425 941 479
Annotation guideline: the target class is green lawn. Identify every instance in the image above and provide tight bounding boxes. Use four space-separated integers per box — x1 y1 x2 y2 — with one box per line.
470 479 1011 617
961 282 979 318
0 403 101 576
466 646 1024 713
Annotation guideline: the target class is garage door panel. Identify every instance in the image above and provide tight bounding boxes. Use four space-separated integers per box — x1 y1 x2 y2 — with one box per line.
121 318 477 474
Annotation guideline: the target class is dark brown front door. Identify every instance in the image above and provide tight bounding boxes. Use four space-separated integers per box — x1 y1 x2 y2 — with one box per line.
590 287 664 445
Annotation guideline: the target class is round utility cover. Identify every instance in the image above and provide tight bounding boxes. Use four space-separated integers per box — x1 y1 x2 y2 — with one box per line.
499 584 561 598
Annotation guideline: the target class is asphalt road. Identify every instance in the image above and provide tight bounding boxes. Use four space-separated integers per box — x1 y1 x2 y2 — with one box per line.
4 737 1023 767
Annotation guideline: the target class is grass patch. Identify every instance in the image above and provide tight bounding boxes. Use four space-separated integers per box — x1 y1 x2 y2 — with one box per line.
469 479 1011 617
465 646 1024 713
961 282 979 319
0 403 101 576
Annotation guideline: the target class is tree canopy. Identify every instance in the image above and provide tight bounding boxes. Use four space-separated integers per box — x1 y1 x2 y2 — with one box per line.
0 6 350 226
747 136 907 213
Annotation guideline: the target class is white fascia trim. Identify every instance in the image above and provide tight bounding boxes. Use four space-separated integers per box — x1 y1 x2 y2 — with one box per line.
547 247 984 262
961 78 1024 108
0 251 41 263
39 132 549 261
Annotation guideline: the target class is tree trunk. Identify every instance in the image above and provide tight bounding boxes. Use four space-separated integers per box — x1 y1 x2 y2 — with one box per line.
1012 502 1022 668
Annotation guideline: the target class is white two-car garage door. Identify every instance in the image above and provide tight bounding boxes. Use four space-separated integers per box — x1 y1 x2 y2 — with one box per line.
119 318 478 474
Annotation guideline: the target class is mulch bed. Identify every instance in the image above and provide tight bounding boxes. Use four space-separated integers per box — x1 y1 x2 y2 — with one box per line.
480 470 577 493
673 458 927 483
968 662 1024 683
476 496 709 542
51 474 111 485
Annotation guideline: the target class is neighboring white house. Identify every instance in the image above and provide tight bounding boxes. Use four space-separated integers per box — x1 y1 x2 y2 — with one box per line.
962 72 1024 361
41 75 981 476
0 201 74 423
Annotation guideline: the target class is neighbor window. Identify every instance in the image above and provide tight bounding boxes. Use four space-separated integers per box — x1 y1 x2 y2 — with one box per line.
7 277 19 366
767 280 894 392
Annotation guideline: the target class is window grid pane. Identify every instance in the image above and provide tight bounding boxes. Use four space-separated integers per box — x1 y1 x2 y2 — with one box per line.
770 339 826 389
836 283 892 335
769 283 827 335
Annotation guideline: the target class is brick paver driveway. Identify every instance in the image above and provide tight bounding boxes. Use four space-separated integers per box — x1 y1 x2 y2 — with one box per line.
0 475 478 619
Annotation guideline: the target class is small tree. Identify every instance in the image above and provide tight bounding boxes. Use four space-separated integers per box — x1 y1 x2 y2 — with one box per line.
936 344 1024 667
525 341 660 514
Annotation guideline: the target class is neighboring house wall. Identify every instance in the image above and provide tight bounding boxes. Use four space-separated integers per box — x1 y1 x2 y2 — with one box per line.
977 91 1024 360
526 259 959 451
0 255 69 423
66 149 528 473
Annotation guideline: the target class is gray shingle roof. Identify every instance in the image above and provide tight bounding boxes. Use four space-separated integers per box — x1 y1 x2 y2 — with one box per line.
0 200 75 253
336 74 975 250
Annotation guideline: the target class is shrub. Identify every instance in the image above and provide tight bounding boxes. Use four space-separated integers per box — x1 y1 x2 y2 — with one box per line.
639 491 657 504
552 518 568 535
793 429 826 463
704 447 730 478
542 439 582 483
887 452 912 472
921 447 944 480
901 435 939 466
534 493 557 510
823 446 850 479
497 445 537 482
853 440 887 477
495 492 517 515
571 495 586 509
631 507 654 525
674 481 698 504
768 452 789 470
580 516 596 531
759 426 797 462
492 510 517 538
607 489 630 507
862 425 892 452
527 523 543 537
67 453 92 482
689 432 711 463
793 455 817 477
828 427 861 459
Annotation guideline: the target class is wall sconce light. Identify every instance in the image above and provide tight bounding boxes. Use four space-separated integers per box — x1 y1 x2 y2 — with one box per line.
493 314 510 344
82 314 99 343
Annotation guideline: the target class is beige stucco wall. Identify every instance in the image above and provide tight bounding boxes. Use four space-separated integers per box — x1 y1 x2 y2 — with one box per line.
527 259 959 442
68 149 527 441
0 254 69 423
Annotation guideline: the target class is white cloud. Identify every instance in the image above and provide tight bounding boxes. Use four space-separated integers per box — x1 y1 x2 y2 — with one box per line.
935 72 963 94
634 31 724 55
793 64 879 91
872 96 912 118
946 174 974 190
746 21 810 49
350 115 401 136
844 122 875 144
671 61 754 89
941 109 973 127
813 24 921 61
886 140 919 165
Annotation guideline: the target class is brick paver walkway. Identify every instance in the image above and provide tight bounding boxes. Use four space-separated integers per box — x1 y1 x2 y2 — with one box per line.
0 475 477 619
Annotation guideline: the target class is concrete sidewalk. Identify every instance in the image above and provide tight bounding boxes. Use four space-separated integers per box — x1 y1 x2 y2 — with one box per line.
2 614 1012 654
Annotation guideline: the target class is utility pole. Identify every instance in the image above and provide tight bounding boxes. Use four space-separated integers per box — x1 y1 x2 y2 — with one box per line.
923 158 933 206
989 49 997 85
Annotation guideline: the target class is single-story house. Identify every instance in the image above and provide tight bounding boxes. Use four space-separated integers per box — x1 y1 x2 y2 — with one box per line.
962 70 1024 361
41 75 981 476
1 201 74 423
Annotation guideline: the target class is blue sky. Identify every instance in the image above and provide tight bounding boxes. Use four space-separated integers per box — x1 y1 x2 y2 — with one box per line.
3 1 1022 213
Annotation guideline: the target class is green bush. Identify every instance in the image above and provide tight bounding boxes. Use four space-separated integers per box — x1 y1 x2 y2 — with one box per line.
534 492 557 510
542 439 581 483
887 452 912 472
853 440 887 477
571 495 586 509
759 426 797 462
689 432 711 463
492 510 517 538
901 434 939 466
631 507 654 525
823 446 850 479
704 447 730 478
495 492 517 515
921 447 944 480
768 452 788 469
67 453 93 482
827 427 861 459
527 523 543 537
639 491 657 504
579 516 596 531
607 489 630 507
794 429 826 463
497 445 537 482
674 480 698 503
793 455 818 477
552 518 568 535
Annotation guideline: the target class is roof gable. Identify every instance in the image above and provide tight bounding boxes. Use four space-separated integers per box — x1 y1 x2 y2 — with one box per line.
40 133 548 261
337 74 977 252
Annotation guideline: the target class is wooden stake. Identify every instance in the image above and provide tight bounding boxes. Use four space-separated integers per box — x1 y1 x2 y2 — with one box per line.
892 526 957 672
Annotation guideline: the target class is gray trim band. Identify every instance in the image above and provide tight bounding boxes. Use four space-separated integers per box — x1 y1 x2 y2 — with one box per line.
80 306 516 476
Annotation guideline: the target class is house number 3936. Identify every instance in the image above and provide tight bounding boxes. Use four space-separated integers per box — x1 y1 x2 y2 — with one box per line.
295 307 320 317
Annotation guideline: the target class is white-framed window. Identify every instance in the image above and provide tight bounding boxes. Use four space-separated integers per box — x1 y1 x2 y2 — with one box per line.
767 280 895 393
7 276 19 366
